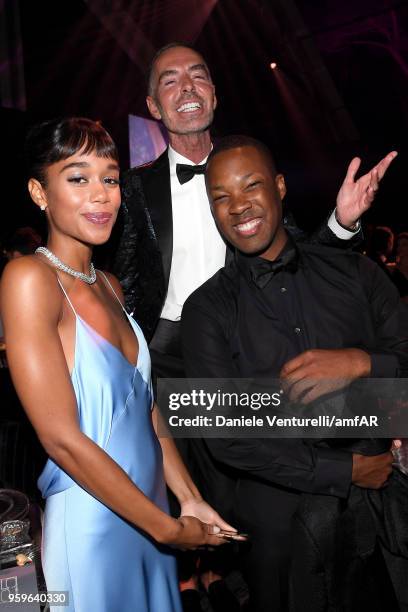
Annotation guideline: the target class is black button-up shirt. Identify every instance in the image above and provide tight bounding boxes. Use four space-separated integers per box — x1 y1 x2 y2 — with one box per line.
181 239 408 497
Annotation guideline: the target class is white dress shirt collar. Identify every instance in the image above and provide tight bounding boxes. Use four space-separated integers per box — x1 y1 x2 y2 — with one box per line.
168 145 211 172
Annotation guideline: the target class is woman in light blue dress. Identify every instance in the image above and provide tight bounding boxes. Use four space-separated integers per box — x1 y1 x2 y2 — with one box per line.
1 118 233 611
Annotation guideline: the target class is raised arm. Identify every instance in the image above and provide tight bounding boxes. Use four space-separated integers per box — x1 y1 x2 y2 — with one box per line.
335 151 397 229
0 257 223 550
293 151 397 248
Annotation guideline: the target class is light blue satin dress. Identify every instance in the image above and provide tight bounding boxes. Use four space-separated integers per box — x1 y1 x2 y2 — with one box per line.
38 273 182 612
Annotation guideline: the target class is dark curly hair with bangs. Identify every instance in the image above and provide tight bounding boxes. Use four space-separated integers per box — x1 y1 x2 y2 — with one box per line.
25 117 119 186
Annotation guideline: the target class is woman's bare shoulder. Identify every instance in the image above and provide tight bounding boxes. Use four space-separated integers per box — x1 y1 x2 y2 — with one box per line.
2 254 59 286
1 255 63 318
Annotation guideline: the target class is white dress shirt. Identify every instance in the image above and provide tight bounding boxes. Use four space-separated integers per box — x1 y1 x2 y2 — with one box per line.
327 209 360 239
160 146 227 321
160 146 359 321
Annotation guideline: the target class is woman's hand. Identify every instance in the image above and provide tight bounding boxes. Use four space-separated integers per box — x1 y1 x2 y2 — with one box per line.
162 515 228 550
180 498 237 532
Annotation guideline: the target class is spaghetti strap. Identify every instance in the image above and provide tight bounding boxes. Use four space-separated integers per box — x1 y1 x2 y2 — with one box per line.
56 277 77 316
98 271 127 313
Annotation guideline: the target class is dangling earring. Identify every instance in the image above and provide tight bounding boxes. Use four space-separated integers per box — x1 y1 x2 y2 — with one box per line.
40 204 46 211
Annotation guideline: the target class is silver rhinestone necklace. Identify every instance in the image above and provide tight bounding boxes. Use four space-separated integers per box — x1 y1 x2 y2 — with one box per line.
35 247 96 284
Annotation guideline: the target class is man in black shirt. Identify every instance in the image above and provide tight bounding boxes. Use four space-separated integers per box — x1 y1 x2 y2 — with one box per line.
181 136 406 611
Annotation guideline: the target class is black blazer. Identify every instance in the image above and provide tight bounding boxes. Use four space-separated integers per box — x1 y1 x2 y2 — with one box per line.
113 149 361 341
112 151 172 341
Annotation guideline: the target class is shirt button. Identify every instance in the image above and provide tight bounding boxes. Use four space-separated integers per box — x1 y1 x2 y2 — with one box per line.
294 327 301 334
280 287 287 293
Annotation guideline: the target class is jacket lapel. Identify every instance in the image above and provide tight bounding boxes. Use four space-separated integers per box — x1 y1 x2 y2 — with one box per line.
141 150 173 289
141 148 232 289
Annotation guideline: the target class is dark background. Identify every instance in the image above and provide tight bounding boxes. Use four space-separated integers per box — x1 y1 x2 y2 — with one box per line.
2 0 407 245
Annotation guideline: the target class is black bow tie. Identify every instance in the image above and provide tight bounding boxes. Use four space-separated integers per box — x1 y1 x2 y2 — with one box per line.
250 247 298 289
176 163 207 185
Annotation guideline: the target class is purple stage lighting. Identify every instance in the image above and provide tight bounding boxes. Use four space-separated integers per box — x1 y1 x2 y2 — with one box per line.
128 114 168 167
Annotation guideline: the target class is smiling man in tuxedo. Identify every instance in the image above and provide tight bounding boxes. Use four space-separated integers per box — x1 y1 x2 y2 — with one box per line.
112 42 393 610
181 135 404 611
113 42 373 354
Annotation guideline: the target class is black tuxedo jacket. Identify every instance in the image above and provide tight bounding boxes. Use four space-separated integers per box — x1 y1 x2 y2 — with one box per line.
113 149 360 341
